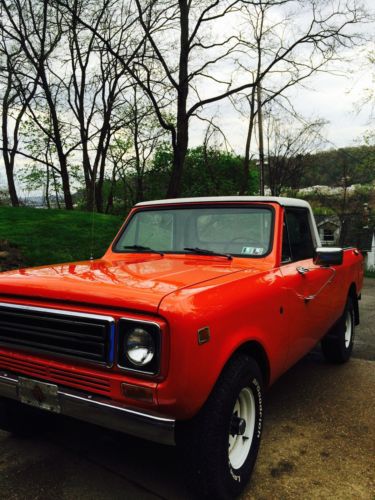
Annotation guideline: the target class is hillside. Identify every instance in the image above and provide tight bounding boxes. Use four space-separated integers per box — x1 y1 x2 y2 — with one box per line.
0 207 123 269
299 145 375 187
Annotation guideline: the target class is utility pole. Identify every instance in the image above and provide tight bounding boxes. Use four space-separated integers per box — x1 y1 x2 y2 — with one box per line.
257 81 265 196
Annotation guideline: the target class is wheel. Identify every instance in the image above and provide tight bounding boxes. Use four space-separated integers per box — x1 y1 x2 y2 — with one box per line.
321 296 355 364
177 354 264 499
0 397 50 437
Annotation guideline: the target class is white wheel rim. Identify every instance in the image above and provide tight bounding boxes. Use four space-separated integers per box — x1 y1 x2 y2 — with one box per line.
344 310 353 349
228 387 256 470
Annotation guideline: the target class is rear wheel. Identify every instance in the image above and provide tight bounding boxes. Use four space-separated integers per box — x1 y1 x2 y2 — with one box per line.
321 297 355 364
177 354 264 499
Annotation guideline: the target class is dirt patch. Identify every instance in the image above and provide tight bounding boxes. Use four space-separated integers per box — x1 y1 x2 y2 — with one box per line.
270 459 295 478
0 240 25 272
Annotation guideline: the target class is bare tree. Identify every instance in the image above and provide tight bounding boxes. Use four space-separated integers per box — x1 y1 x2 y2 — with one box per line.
60 0 137 211
233 0 365 194
107 84 167 208
263 107 326 195
1 0 138 211
0 0 367 207
54 0 268 197
1 0 75 208
19 113 67 207
0 33 38 206
56 0 366 198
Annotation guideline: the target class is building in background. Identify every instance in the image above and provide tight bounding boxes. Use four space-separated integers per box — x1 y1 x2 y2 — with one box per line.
315 214 375 271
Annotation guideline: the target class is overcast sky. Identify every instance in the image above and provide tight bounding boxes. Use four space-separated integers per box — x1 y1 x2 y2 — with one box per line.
189 42 374 155
187 0 375 155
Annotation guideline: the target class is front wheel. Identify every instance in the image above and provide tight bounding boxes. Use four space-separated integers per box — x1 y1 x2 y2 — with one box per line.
321 296 355 364
177 355 264 499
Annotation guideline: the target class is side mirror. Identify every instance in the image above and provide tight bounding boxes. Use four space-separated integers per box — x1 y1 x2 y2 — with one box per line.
314 247 343 267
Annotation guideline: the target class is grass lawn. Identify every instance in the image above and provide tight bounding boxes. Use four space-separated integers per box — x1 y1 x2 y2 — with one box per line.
0 206 124 267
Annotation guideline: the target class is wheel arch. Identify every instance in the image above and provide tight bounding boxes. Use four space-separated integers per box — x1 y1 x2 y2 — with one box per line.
348 282 359 326
227 340 271 389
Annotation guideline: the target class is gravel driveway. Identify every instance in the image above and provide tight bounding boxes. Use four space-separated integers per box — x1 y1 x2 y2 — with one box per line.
354 277 375 361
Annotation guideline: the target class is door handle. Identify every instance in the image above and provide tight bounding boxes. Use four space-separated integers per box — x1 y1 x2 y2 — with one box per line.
297 266 310 275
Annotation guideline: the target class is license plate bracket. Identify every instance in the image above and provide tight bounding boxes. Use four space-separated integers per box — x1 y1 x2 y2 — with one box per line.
18 377 61 413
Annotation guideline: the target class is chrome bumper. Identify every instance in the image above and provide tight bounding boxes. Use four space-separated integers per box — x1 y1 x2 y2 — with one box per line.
0 370 175 446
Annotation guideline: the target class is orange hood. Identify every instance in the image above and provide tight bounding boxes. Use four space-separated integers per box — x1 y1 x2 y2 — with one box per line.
0 255 249 313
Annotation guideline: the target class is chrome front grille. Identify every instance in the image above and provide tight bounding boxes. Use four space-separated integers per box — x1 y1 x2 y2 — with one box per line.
0 303 115 365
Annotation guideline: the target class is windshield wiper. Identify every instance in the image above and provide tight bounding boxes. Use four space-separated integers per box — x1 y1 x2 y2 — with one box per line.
184 247 232 260
123 245 164 256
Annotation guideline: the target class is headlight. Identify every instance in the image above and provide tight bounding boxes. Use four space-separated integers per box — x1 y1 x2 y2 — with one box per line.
118 319 161 374
126 327 155 366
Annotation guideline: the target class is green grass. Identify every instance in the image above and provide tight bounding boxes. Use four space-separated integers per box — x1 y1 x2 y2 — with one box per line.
0 206 123 267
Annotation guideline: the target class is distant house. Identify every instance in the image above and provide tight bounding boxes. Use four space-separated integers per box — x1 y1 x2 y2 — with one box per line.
314 214 375 271
315 216 341 246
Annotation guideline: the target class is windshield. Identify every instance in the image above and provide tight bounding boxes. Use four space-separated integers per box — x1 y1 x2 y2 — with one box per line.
114 206 273 257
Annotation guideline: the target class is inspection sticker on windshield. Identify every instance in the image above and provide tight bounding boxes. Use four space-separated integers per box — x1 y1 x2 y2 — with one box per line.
241 247 264 255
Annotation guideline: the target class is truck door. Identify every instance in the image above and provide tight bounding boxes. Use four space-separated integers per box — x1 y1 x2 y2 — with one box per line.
280 207 338 367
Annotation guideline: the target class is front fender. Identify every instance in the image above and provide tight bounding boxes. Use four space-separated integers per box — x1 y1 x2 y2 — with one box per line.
156 269 287 420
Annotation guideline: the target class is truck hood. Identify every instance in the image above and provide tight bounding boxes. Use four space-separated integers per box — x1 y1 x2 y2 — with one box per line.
0 255 247 313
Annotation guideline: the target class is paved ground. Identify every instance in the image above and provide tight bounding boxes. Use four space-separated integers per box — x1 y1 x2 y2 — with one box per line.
0 280 374 500
353 277 375 361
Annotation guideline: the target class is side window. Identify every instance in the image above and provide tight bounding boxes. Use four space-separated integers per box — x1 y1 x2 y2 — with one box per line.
284 208 314 262
281 220 292 263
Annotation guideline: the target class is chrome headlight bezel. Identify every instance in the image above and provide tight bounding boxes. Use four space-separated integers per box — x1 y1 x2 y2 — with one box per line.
118 319 161 375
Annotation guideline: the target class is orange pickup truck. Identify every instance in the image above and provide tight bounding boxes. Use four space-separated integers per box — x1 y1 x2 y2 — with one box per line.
0 197 363 499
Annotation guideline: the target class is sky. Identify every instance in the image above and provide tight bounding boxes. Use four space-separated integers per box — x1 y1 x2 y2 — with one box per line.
189 62 374 155
187 2 375 156
0 0 374 194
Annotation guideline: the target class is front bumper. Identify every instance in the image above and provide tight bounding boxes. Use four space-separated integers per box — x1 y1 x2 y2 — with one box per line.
0 370 175 446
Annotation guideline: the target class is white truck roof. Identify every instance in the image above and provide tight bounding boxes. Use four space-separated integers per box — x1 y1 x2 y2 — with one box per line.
136 196 310 208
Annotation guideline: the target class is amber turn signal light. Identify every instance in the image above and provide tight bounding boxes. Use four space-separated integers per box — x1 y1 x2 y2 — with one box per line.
121 383 154 403
198 326 210 345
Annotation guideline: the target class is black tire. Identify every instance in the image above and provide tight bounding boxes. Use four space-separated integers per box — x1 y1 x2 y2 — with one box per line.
177 354 264 500
321 296 355 364
0 397 50 437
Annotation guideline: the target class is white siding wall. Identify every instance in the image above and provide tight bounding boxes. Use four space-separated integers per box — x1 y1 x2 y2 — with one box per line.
367 233 375 270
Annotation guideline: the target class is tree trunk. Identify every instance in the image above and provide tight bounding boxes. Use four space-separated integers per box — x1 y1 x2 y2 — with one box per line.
2 76 19 207
59 156 74 209
2 123 19 207
52 168 61 209
166 0 189 198
133 88 144 203
168 129 188 198
105 167 117 214
4 161 19 207
240 87 257 195
82 141 94 211
45 164 51 208
39 70 73 209
257 82 265 196
95 132 111 213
